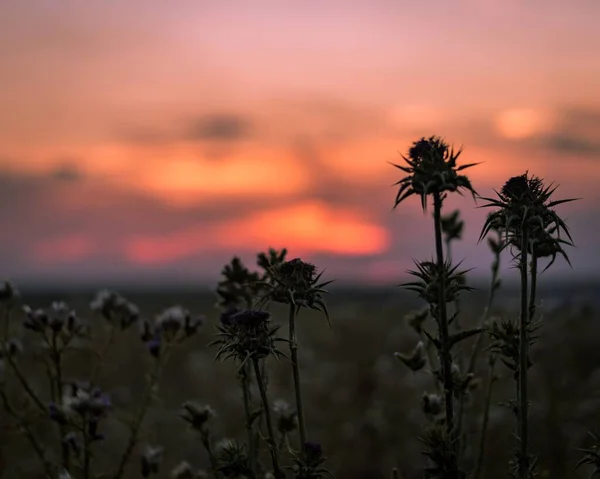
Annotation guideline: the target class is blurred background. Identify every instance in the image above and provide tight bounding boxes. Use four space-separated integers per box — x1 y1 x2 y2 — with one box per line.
1 1 600 478
0 0 599 287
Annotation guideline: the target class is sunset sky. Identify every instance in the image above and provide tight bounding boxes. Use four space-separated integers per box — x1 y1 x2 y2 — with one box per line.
1 0 599 288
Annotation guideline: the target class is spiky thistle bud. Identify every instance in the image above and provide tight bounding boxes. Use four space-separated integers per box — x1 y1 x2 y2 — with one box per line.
479 172 578 269
391 136 478 212
210 310 287 364
402 259 473 305
259 258 332 321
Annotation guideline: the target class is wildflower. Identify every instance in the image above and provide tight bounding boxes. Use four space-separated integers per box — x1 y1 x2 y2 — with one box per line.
61 382 112 425
402 259 473 305
171 461 195 479
290 442 332 479
478 172 577 267
22 302 84 337
391 136 478 212
210 309 287 364
141 445 163 477
141 306 204 357
259 258 332 320
215 439 252 478
394 341 427 372
180 402 215 432
90 290 139 329
273 399 297 434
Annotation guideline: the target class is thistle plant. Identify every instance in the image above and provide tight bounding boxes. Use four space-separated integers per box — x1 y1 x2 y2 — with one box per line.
210 309 287 478
258 258 332 457
479 172 577 478
391 135 479 477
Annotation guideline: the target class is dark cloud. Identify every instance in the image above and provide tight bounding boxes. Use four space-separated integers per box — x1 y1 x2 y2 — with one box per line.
185 114 251 141
51 162 85 182
541 134 600 157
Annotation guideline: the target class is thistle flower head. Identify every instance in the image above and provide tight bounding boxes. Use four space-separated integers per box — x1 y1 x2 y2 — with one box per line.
419 425 464 479
210 309 287 365
180 401 215 432
215 439 252 478
290 442 332 479
402 259 473 305
259 258 332 322
479 172 578 269
391 136 478 212
488 317 540 379
90 290 139 329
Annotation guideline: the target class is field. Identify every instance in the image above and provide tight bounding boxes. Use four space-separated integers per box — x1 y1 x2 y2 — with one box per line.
2 282 600 479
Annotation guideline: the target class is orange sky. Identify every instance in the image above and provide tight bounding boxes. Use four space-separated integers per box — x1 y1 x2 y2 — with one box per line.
0 0 599 287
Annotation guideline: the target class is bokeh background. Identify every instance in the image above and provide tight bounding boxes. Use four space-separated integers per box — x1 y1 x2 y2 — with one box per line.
1 1 600 478
1 0 599 287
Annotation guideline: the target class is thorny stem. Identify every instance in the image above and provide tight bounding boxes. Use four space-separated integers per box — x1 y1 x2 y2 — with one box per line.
433 192 456 445
252 358 283 479
288 303 307 450
112 350 167 479
529 256 538 328
240 363 257 476
473 356 497 479
518 228 530 479
0 388 54 477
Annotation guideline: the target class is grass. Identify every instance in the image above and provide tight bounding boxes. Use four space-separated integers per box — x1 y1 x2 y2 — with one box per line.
0 136 597 479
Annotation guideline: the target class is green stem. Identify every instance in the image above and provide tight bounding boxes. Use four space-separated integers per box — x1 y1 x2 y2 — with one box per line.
433 193 455 442
518 229 530 479
288 303 307 449
473 356 496 479
252 358 283 479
